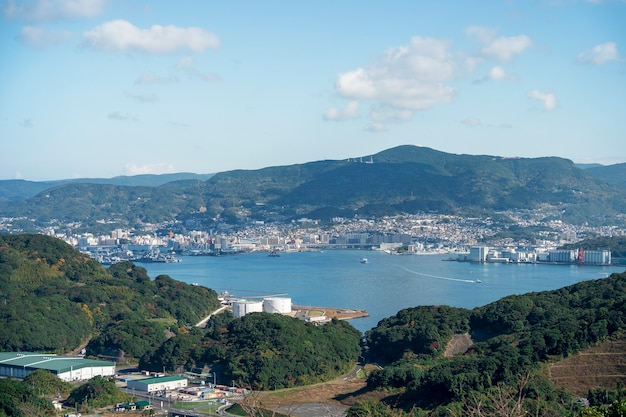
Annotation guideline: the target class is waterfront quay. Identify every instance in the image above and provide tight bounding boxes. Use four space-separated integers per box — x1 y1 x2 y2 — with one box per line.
291 305 369 323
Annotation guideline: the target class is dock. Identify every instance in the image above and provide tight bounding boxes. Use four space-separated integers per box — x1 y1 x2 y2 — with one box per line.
291 305 369 321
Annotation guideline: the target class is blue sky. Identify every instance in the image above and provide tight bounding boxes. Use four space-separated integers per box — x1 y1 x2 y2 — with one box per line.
1 0 624 181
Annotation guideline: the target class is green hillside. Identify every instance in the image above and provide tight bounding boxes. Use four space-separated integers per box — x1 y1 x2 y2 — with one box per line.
586 162 626 189
0 173 214 202
2 146 625 231
354 270 626 416
0 234 220 357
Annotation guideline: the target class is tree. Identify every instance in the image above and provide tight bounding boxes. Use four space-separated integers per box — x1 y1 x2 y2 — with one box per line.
23 369 71 396
581 400 626 417
65 376 131 410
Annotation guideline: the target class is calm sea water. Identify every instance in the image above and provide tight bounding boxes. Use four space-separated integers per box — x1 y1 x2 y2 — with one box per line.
140 250 626 334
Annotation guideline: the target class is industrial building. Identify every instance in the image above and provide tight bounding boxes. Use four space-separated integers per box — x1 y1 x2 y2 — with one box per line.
0 352 115 382
126 375 188 393
263 297 292 314
230 296 292 318
232 299 264 318
469 246 489 262
462 246 612 266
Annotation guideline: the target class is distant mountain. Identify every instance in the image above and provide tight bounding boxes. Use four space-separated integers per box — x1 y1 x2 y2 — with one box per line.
0 173 214 202
575 163 604 170
1 146 625 231
0 179 57 202
585 162 626 190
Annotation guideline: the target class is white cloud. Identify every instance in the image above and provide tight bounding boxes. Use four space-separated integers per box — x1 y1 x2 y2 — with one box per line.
460 118 512 128
4 0 106 21
465 26 497 44
370 107 413 122
578 42 619 65
124 162 176 175
83 20 220 54
17 25 71 48
108 111 137 121
481 35 532 61
323 101 359 121
488 66 507 81
125 92 159 103
367 123 387 132
466 26 532 62
460 118 482 127
135 72 180 85
474 65 510 84
176 56 195 70
176 56 220 81
528 89 557 111
335 36 456 112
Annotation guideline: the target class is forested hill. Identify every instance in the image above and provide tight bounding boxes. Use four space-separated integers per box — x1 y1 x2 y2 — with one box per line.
0 173 214 202
0 233 362 389
0 234 221 357
586 162 626 190
2 146 626 232
354 270 626 416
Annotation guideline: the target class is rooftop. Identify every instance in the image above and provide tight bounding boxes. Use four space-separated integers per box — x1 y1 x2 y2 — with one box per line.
0 352 115 373
130 375 187 385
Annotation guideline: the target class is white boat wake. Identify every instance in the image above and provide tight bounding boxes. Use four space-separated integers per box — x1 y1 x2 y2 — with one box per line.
397 265 477 283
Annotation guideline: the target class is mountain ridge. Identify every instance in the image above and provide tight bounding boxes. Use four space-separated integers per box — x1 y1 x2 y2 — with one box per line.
0 172 214 202
1 145 625 231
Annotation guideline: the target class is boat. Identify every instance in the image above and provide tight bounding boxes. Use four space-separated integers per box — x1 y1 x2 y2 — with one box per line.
268 250 280 257
476 279 482 283
360 257 369 264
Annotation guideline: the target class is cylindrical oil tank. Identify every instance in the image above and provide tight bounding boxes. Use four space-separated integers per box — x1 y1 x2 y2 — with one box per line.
263 297 291 314
232 299 264 318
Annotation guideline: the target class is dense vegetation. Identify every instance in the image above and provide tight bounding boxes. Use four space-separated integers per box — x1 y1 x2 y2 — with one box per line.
0 234 220 358
141 311 362 390
348 271 626 416
0 173 214 202
64 375 131 409
0 378 57 417
586 162 626 190
0 370 71 417
2 146 625 231
0 372 130 417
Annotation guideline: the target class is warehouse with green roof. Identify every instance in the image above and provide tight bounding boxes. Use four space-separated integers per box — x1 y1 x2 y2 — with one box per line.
0 352 115 382
126 375 188 393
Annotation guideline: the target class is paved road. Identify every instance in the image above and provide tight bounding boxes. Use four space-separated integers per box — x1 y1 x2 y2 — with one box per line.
195 305 229 327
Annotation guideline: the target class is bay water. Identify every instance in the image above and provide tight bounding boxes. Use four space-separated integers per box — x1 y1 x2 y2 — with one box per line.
141 250 626 334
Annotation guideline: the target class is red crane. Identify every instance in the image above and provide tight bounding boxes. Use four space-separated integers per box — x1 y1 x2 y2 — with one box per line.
577 247 584 264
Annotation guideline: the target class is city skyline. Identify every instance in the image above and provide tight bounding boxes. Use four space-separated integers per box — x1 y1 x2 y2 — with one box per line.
1 0 625 181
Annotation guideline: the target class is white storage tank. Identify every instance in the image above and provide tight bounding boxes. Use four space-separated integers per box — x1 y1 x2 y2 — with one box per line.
232 299 263 318
263 297 291 314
